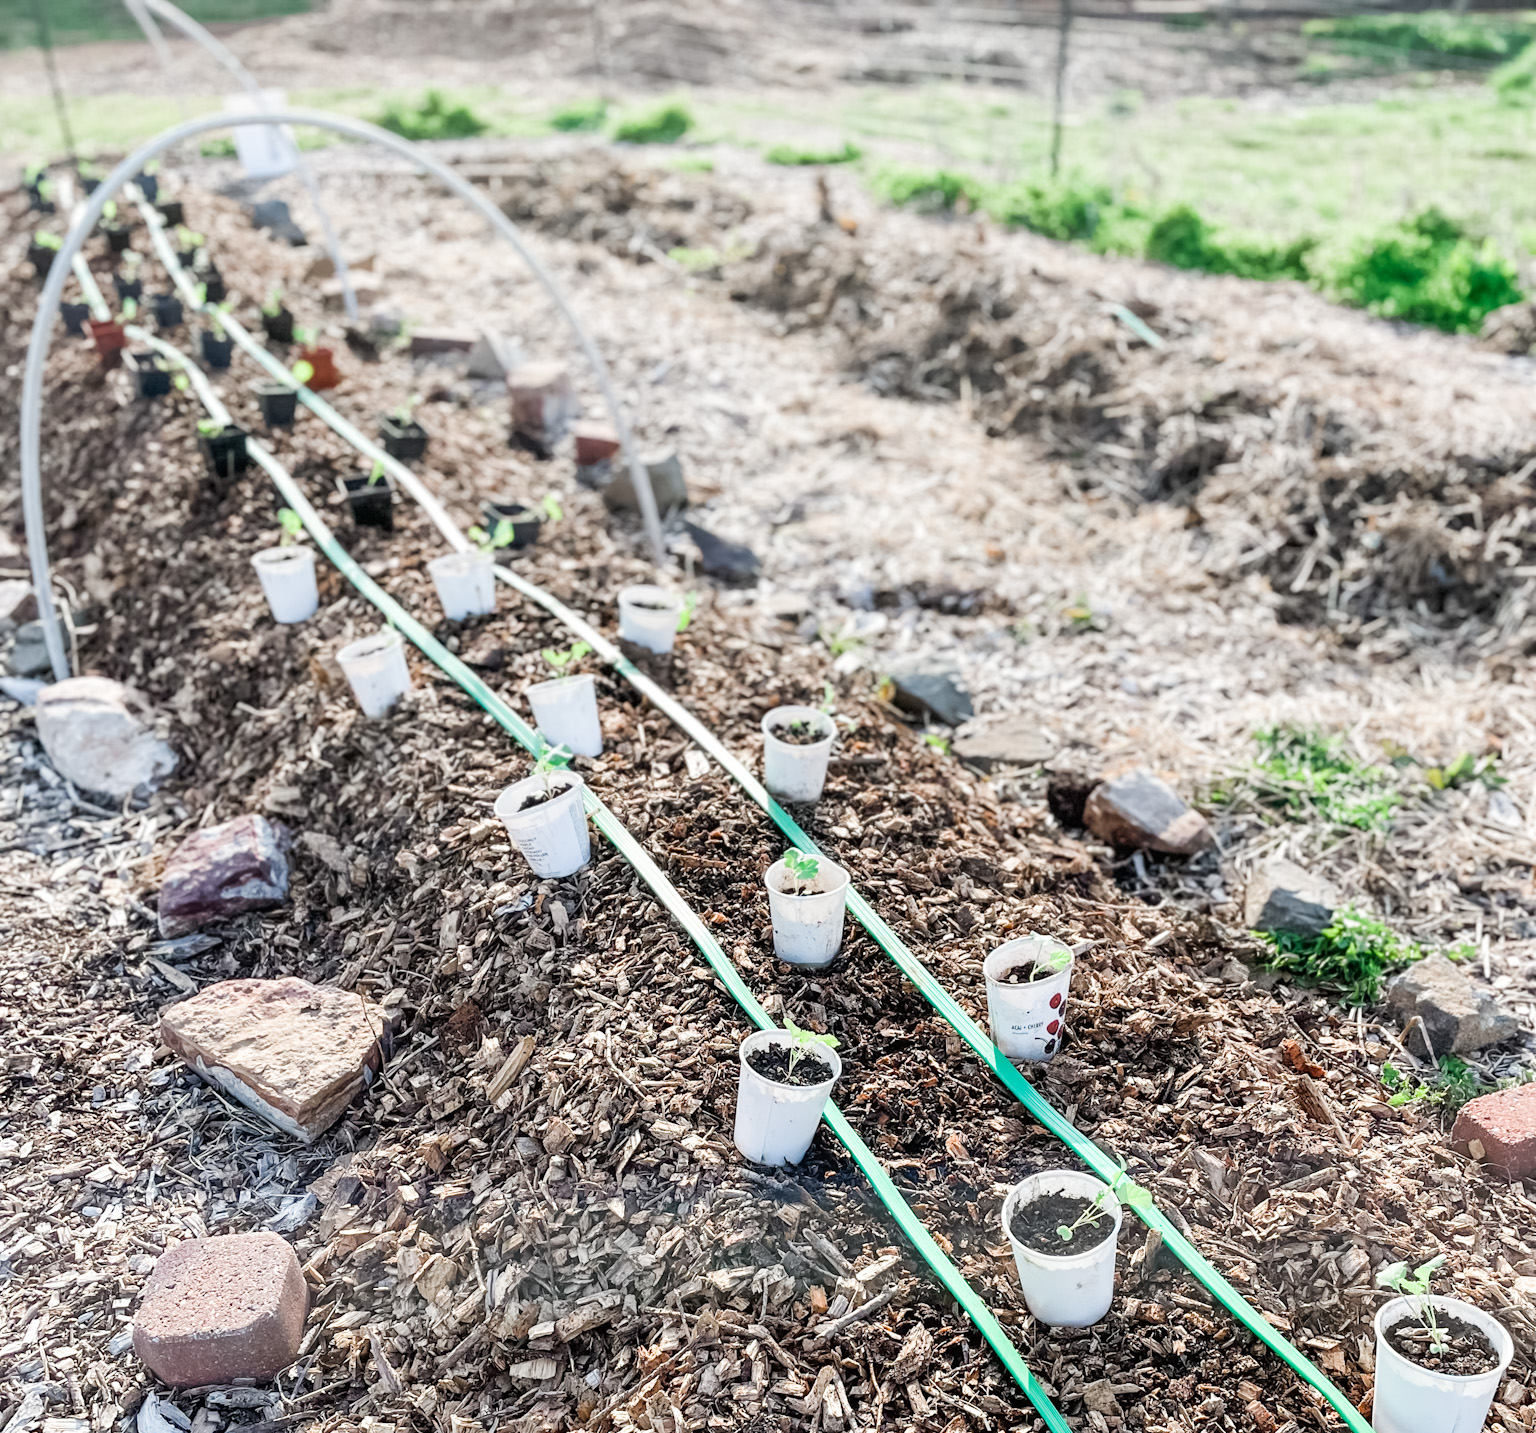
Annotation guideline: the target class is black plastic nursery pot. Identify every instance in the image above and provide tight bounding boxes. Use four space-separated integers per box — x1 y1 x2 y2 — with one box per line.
113 274 143 304
379 415 429 463
175 248 198 270
255 384 299 428
200 331 234 370
135 172 159 203
149 293 183 330
480 498 543 550
261 308 295 344
201 269 227 304
157 200 184 227
103 223 133 255
26 183 53 214
60 302 90 337
27 243 55 279
131 354 172 399
199 426 251 487
341 474 395 532
79 174 99 196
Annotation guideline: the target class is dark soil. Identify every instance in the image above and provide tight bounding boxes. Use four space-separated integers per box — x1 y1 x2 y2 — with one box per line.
1009 1190 1116 1255
515 779 574 812
746 1042 835 1087
627 598 676 612
999 959 1069 985
770 719 829 747
1384 1309 1501 1376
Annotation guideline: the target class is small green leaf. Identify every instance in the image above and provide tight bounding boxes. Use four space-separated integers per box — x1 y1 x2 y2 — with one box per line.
540 492 564 522
292 360 314 385
1056 1225 1074 1242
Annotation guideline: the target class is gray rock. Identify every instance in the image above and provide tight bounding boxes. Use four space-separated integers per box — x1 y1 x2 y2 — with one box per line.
467 330 523 380
953 713 1058 771
601 451 689 516
887 665 974 728
35 676 177 798
1384 954 1519 1054
1083 769 1213 854
7 621 51 677
1243 858 1338 938
157 814 289 938
250 199 307 246
682 521 759 584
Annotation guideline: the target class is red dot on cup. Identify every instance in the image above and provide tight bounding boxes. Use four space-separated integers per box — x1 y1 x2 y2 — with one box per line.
1049 993 1062 1009
1047 1019 1060 1035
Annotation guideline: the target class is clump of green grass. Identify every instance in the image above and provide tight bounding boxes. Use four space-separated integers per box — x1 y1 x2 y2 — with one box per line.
1145 204 1317 281
1380 1054 1486 1123
1493 41 1536 101
549 97 608 133
613 103 693 145
1245 725 1402 830
766 140 862 166
870 166 981 214
1260 905 1425 1004
1330 208 1522 333
1305 11 1535 63
375 90 488 142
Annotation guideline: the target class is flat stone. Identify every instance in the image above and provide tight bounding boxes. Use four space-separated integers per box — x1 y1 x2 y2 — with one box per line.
1243 857 1338 938
600 450 689 515
157 814 289 938
7 622 51 677
407 327 476 357
133 1233 306 1387
250 199 306 247
1452 1082 1536 1177
160 977 388 1142
507 361 576 452
1384 954 1519 1054
682 521 759 584
1083 769 1213 854
466 330 523 379
887 664 974 728
952 713 1058 771
35 675 177 798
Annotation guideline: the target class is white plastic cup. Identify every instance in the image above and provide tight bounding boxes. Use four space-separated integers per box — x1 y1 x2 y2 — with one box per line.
618 584 682 654
428 550 496 621
494 772 591 879
733 1028 841 1167
1002 1170 1122 1327
223 89 297 179
985 935 1073 1064
336 630 411 718
761 705 835 803
1372 1296 1513 1433
251 546 318 624
765 856 850 967
526 674 603 758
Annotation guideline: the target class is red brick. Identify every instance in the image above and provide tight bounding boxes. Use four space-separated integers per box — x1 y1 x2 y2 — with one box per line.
133 1233 307 1386
1452 1083 1536 1177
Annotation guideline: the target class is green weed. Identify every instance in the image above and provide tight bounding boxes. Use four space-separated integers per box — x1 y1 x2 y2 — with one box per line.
1145 204 1317 281
869 166 979 214
766 141 862 166
1260 905 1424 1004
375 90 488 142
613 103 693 145
1492 41 1536 102
1247 725 1402 830
1381 1055 1487 1122
1305 12 1535 64
1330 208 1522 332
549 98 608 132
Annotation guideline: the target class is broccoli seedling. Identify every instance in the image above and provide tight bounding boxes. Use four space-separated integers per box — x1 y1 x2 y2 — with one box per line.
542 641 592 675
292 359 315 386
782 1018 838 1080
540 492 564 522
262 286 285 317
101 200 118 222
532 738 573 794
366 458 387 488
781 848 821 897
1377 1254 1449 1353
119 298 138 322
391 394 421 425
196 418 223 438
34 230 62 250
1055 1185 1111 1244
676 590 699 633
277 508 304 547
467 518 516 552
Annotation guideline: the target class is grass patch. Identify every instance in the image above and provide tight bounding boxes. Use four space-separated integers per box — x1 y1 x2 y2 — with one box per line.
1145 204 1316 280
0 0 310 49
613 102 693 145
1304 11 1536 64
1329 208 1522 332
1493 41 1536 103
549 98 608 133
1259 906 1425 1004
374 90 488 142
766 140 862 166
1246 726 1402 829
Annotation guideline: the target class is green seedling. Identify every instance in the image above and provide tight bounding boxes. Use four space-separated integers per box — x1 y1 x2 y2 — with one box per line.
196 418 223 438
1377 1254 1448 1352
819 682 837 715
277 508 304 548
391 394 422 425
366 459 387 488
102 200 118 222
782 1018 839 1080
1107 1164 1155 1215
119 298 137 322
782 848 821 897
532 738 574 794
543 640 592 674
294 326 316 347
467 518 515 552
1055 1185 1111 1243
540 492 564 522
121 250 143 271
292 359 315 386
676 591 699 633
171 373 189 393
823 626 863 658
34 231 61 250
262 286 285 318
923 733 951 756
177 227 205 250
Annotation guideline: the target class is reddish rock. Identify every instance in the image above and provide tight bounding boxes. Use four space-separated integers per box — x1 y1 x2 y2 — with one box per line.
157 814 289 937
160 977 388 1142
573 422 622 467
1452 1083 1536 1177
133 1233 307 1387
508 360 576 452
1083 769 1213 854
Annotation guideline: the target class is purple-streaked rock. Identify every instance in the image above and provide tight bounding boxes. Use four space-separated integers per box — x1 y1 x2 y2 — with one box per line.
157 814 289 937
35 675 177 798
1083 769 1213 854
160 977 388 1141
133 1233 307 1386
508 360 576 452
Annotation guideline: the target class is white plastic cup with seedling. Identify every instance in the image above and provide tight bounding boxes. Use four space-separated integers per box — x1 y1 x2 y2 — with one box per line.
617 583 684 655
251 507 318 623
428 521 503 622
494 740 592 879
984 934 1073 1064
734 1020 842 1166
1002 1168 1130 1326
764 847 850 967
1372 1254 1512 1433
761 684 837 803
336 626 412 718
526 640 602 758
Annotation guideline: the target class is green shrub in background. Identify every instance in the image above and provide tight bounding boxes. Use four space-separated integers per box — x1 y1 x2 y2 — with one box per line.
613 103 694 144
1492 42 1536 101
1304 10 1536 62
375 90 488 142
1330 209 1522 331
549 98 609 133
870 166 981 213
1145 204 1317 281
989 176 1124 244
766 141 863 166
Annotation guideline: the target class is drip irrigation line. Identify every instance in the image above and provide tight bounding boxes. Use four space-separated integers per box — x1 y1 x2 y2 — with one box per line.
122 324 1074 1433
132 187 1373 1433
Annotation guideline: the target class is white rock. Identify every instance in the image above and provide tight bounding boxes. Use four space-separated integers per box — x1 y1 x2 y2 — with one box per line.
35 676 177 798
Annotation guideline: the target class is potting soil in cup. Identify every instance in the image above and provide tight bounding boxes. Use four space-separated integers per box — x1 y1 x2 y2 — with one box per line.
761 705 835 803
336 632 412 718
427 551 496 621
765 857 850 966
494 775 591 879
1008 1191 1115 1255
617 585 681 654
1372 1295 1513 1433
984 935 1072 1062
733 1029 842 1167
1002 1170 1122 1327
